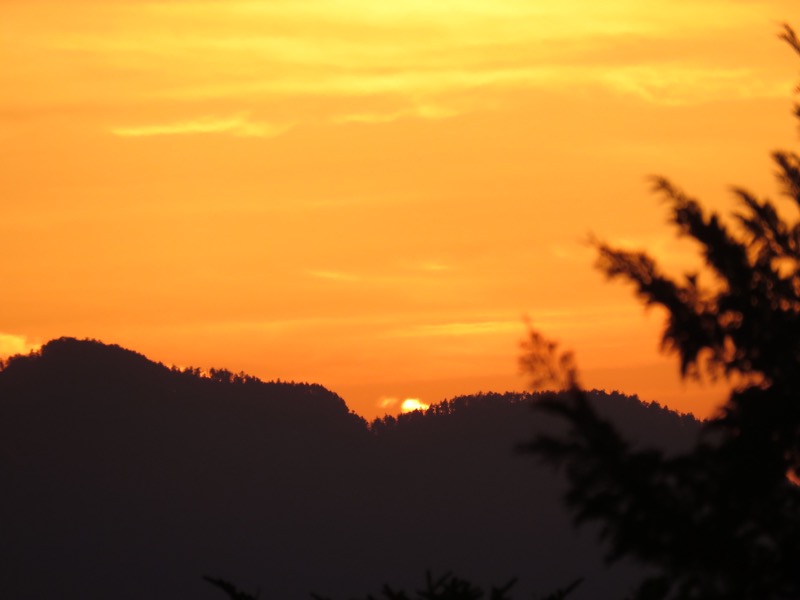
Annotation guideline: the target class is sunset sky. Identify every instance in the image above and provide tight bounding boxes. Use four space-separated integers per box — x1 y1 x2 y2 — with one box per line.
2 0 798 419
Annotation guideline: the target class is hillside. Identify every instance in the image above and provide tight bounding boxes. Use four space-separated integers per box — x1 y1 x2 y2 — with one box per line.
0 338 701 600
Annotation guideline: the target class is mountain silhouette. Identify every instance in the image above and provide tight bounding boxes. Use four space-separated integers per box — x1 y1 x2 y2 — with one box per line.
0 338 700 600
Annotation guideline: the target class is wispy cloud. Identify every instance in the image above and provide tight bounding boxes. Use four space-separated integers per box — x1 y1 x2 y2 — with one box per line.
417 262 450 272
378 397 399 409
142 62 786 110
110 113 291 138
393 320 522 338
7 0 789 127
332 102 460 125
600 65 789 106
307 270 362 282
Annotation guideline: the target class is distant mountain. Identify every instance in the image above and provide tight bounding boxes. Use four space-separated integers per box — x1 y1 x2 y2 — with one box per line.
0 338 701 600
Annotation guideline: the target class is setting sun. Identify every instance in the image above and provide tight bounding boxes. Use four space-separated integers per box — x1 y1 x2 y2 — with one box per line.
400 398 430 413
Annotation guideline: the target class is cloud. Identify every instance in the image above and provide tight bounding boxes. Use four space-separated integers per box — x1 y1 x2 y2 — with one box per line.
307 270 362 282
332 110 408 125
600 66 790 106
0 333 41 359
418 262 450 272
145 62 785 110
379 397 398 409
7 0 792 130
332 102 460 125
110 114 291 137
393 320 522 338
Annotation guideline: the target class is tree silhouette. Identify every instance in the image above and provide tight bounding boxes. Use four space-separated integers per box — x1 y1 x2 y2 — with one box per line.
309 571 519 600
520 25 800 600
204 575 260 600
204 571 545 600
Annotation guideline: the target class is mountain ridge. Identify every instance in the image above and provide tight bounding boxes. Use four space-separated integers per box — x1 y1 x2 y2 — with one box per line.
0 337 701 600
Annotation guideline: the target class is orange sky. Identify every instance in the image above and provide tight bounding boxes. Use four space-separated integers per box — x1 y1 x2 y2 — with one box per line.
2 0 798 420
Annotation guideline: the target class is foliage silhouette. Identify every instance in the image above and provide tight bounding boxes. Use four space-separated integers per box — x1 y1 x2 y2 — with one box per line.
302 571 580 600
520 25 800 600
311 571 515 600
204 575 260 600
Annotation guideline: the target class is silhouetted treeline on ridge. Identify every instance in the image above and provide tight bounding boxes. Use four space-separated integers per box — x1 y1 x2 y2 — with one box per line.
1 338 700 600
370 390 698 452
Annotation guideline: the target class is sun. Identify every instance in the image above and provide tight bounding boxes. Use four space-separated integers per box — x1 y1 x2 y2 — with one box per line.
400 398 430 413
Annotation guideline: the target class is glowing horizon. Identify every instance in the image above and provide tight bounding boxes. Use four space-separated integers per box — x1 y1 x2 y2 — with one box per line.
2 0 798 419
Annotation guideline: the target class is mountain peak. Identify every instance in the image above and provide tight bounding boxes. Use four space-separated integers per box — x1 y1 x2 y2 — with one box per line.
0 336 355 422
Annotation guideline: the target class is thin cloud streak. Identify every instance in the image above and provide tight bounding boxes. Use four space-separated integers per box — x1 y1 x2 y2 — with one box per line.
111 114 291 137
146 64 784 108
392 321 523 338
307 270 362 282
332 103 460 124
